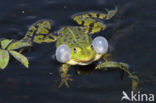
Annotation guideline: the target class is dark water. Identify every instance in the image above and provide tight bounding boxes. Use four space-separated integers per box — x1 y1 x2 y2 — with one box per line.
0 0 155 103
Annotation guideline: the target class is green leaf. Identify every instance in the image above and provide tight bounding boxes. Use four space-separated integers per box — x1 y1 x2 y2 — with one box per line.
1 39 12 49
7 40 31 50
9 50 29 68
0 50 10 69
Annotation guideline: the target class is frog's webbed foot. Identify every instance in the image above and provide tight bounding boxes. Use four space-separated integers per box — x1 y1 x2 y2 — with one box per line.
95 61 139 91
21 19 57 44
58 64 72 88
58 74 72 88
105 7 118 20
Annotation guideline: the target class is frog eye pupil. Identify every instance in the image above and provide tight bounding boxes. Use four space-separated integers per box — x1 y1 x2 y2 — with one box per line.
91 45 94 49
73 48 77 53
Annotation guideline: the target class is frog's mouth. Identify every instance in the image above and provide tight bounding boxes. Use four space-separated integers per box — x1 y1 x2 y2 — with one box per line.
75 57 94 63
66 54 103 65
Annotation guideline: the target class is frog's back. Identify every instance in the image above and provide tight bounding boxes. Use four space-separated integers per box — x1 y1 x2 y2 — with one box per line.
56 26 92 47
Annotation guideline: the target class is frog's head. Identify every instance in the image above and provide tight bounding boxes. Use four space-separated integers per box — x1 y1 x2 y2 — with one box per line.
56 36 108 65
69 44 97 63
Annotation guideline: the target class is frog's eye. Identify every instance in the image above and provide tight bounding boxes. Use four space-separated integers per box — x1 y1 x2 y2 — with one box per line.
90 44 94 50
92 36 108 54
56 44 71 63
73 48 77 53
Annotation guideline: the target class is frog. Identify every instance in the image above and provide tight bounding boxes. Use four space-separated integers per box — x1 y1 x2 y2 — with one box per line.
21 7 139 90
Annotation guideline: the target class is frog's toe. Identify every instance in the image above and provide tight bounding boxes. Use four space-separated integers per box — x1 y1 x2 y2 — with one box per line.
58 74 72 88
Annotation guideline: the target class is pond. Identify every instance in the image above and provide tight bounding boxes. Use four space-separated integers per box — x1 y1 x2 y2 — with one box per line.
0 0 155 103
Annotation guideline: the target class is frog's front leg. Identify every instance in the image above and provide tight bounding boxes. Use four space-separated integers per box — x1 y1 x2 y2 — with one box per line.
58 64 72 88
103 52 111 62
95 61 139 91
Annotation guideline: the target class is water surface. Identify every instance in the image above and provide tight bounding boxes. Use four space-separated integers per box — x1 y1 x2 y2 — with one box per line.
0 0 155 103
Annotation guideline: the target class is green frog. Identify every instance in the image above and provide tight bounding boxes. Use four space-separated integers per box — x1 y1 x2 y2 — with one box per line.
21 7 139 90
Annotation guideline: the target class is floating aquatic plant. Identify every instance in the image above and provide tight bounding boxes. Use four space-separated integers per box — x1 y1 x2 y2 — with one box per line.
0 39 31 69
